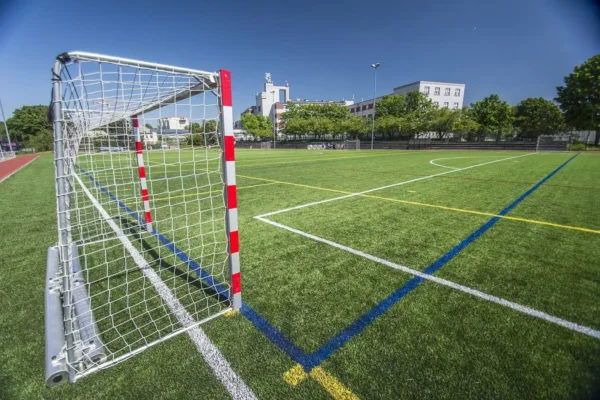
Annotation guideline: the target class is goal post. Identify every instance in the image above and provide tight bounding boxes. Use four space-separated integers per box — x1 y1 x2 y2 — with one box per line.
46 51 241 385
344 139 360 150
536 135 572 152
260 141 272 149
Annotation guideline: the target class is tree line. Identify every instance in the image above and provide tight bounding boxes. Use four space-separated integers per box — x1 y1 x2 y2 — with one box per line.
2 54 598 151
239 54 599 145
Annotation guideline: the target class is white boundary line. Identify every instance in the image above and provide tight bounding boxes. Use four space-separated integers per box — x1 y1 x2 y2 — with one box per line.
74 173 257 399
257 152 536 219
256 217 600 340
0 155 40 183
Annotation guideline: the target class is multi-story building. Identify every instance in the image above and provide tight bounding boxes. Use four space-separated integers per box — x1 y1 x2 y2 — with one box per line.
349 81 466 119
254 73 290 118
157 116 189 131
241 73 353 134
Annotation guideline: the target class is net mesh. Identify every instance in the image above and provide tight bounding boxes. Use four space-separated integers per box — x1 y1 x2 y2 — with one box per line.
536 135 571 152
344 140 360 150
53 53 232 379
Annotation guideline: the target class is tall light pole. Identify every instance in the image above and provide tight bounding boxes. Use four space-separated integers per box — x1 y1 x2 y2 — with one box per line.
370 63 380 150
270 90 276 149
0 98 13 154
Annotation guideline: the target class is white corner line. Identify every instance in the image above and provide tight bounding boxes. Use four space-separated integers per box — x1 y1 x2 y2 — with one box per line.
0 155 40 183
256 216 600 340
257 153 536 219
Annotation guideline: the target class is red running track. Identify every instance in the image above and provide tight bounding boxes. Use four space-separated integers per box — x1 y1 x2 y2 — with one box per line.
0 154 40 183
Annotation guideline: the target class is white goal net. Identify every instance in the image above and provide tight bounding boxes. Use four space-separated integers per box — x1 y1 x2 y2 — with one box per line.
536 135 572 152
46 52 241 385
344 139 360 150
260 141 272 149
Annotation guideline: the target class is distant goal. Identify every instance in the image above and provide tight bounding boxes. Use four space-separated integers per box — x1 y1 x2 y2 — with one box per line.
536 135 572 152
344 139 360 150
261 141 272 149
46 52 241 386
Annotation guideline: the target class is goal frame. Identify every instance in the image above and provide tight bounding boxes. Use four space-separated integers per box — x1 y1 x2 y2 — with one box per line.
536 134 573 152
344 139 360 150
46 51 241 386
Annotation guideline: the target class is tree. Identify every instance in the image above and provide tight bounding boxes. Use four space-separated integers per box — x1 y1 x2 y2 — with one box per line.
471 94 514 141
427 108 460 140
375 116 403 140
453 108 480 141
6 105 52 144
555 54 600 145
240 114 273 138
190 122 202 133
144 123 153 130
513 98 565 139
203 120 218 133
375 95 407 119
28 129 53 151
341 117 367 139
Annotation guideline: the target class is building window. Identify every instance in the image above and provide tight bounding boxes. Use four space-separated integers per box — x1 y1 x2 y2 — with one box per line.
455 88 461 96
368 103 373 109
258 105 261 112
350 108 355 113
434 87 440 95
424 86 430 95
362 105 367 111
453 102 459 109
444 88 450 96
443 102 449 108
434 101 439 107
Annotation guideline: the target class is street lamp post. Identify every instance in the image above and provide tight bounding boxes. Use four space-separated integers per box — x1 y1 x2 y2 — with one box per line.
370 63 380 150
270 90 276 149
0 98 13 154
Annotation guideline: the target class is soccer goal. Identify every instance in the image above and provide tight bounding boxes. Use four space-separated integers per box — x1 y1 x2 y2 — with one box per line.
260 141 272 149
45 52 241 386
344 139 360 150
536 135 572 152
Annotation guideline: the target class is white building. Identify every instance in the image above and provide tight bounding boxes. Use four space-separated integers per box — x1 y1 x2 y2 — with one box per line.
158 116 189 131
254 73 290 118
250 73 353 134
349 81 466 119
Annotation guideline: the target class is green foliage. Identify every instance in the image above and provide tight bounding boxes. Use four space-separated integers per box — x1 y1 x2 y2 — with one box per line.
241 114 273 138
453 108 481 141
27 129 53 151
204 120 218 133
341 117 368 138
5 105 52 144
555 54 600 144
427 108 461 139
282 102 349 122
471 94 514 141
375 116 403 139
513 98 565 139
190 122 202 133
144 123 153 129
375 95 407 119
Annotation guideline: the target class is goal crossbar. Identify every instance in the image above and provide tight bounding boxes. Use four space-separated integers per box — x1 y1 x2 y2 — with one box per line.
56 51 218 131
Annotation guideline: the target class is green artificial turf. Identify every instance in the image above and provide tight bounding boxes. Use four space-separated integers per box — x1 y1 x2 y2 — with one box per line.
1 149 599 399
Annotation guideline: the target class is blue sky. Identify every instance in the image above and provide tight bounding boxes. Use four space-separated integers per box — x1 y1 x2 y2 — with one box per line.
0 0 598 118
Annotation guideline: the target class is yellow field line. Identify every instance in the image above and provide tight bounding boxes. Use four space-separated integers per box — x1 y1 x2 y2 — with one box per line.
284 364 359 400
239 174 600 234
151 182 278 202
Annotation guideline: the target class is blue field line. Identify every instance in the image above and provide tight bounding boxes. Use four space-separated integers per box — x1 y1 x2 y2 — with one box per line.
303 153 579 371
75 164 311 366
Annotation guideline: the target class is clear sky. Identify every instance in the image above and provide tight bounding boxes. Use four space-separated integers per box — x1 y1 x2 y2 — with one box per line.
0 0 598 118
